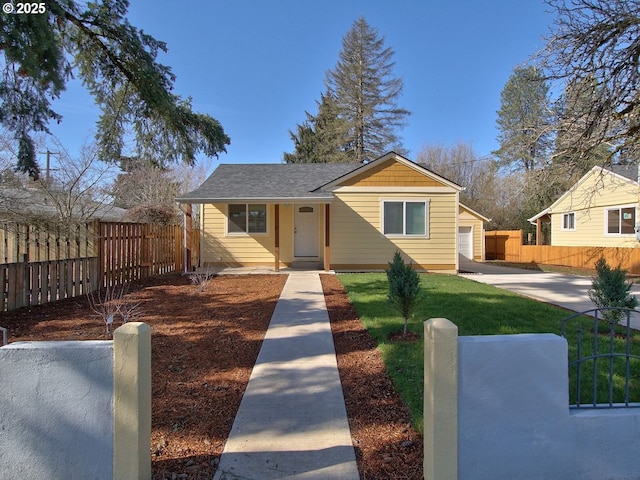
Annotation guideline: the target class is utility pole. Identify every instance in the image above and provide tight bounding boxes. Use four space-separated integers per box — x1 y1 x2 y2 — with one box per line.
39 150 60 184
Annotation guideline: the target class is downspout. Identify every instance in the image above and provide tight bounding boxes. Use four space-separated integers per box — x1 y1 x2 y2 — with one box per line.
183 210 188 272
177 203 188 273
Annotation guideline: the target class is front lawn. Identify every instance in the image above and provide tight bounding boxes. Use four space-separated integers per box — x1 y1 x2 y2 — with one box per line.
338 273 640 432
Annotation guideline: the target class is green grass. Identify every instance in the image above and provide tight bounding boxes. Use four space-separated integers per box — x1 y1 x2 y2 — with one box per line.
338 273 640 433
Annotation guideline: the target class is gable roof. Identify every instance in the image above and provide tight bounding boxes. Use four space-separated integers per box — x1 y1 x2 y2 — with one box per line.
527 165 639 224
0 187 129 222
176 152 464 204
176 163 361 203
609 163 639 182
318 151 463 191
460 203 491 222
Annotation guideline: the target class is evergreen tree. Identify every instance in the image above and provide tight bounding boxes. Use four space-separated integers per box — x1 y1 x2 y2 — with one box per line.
588 257 638 325
1 0 229 179
283 92 350 163
283 121 317 164
493 66 554 172
386 250 420 339
325 16 410 163
553 75 613 176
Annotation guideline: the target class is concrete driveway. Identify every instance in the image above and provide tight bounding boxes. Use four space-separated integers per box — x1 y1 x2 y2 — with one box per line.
458 259 640 329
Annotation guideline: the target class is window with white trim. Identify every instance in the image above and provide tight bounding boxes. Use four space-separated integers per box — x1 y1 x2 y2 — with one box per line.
382 200 428 236
562 212 575 231
606 206 635 235
228 204 267 234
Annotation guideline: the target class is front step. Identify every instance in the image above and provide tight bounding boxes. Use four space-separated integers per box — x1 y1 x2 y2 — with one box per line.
291 261 322 270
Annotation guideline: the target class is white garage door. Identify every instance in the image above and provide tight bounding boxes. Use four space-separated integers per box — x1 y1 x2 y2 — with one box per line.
458 226 473 259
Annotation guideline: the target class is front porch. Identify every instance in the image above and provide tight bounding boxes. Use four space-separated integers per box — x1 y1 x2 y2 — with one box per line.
193 264 335 275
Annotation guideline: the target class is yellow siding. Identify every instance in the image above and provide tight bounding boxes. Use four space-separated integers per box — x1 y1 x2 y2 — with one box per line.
550 170 639 247
201 203 326 266
458 208 485 261
201 204 273 265
330 191 457 271
339 158 445 187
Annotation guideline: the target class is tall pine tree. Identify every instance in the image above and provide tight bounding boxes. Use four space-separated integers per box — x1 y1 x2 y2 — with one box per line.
326 16 410 162
284 92 349 163
285 17 409 163
493 66 554 172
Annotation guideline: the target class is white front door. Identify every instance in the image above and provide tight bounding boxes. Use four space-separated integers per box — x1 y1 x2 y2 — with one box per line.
458 226 473 259
294 205 319 257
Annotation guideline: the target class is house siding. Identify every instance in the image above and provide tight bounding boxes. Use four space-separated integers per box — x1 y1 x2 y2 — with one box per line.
459 207 485 261
200 203 327 267
340 158 444 187
549 170 639 248
330 190 458 271
195 154 463 271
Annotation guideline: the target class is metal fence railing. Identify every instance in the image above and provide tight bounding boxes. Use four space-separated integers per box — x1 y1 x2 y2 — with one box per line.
562 308 640 409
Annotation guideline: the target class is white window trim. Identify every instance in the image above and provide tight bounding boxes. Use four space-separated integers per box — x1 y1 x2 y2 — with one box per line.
561 212 576 231
226 204 269 236
604 204 637 236
380 199 430 238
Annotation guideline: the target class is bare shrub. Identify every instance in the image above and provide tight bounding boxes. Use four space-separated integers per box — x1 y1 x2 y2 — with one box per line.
87 282 140 333
189 268 216 293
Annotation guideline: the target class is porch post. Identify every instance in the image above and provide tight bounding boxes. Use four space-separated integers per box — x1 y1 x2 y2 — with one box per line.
324 204 330 272
536 218 542 245
274 204 280 272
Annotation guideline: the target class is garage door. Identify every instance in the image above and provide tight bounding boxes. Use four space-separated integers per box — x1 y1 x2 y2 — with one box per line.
458 226 473 259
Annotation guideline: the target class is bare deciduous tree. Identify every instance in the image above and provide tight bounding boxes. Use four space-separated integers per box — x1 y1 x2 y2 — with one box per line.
540 0 640 162
0 139 120 231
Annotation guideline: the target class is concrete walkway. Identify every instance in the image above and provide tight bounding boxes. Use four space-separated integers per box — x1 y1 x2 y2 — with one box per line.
213 272 359 480
459 259 640 329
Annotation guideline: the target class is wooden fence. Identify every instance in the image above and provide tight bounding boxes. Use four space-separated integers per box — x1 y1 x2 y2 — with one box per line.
485 230 640 274
485 230 523 262
1 221 200 312
1 221 96 263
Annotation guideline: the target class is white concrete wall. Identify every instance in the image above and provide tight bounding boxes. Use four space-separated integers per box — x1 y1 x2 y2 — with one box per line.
0 341 114 479
456 332 640 480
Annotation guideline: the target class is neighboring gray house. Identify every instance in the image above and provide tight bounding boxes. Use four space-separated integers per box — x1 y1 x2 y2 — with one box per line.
0 187 128 223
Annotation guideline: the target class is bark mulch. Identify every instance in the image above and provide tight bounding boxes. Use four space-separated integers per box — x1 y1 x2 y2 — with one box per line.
0 272 423 479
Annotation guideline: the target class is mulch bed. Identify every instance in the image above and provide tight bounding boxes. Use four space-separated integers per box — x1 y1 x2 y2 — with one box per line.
0 272 423 479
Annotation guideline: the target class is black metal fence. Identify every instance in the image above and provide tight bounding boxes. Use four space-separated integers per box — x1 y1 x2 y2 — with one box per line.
562 308 640 408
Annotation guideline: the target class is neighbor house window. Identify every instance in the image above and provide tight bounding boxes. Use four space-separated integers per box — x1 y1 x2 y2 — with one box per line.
382 200 428 236
228 204 267 234
607 206 636 235
562 212 575 231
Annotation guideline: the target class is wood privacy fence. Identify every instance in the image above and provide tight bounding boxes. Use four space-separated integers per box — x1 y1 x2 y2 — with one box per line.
485 230 523 262
1 221 200 312
485 230 640 274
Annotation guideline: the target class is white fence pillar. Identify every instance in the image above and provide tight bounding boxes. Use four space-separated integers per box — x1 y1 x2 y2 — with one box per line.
114 322 152 480
424 317 458 480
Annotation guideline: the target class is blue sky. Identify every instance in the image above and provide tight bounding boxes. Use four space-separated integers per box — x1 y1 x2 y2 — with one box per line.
47 0 555 169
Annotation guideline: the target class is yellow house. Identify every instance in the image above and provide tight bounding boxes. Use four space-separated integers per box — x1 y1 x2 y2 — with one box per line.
528 165 640 247
458 203 490 261
176 152 488 272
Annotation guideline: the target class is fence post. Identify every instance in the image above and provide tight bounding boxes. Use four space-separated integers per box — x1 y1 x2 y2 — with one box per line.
113 322 151 480
424 318 458 480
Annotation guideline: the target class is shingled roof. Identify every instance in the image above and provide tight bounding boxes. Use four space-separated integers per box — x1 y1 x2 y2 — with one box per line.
176 163 362 203
608 163 639 183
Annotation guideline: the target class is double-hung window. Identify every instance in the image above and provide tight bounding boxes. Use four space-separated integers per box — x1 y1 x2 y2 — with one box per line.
382 200 428 236
606 206 636 235
228 204 267 234
562 212 575 231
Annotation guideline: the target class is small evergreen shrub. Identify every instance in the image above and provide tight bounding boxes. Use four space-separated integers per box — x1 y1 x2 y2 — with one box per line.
588 257 638 324
386 250 421 338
